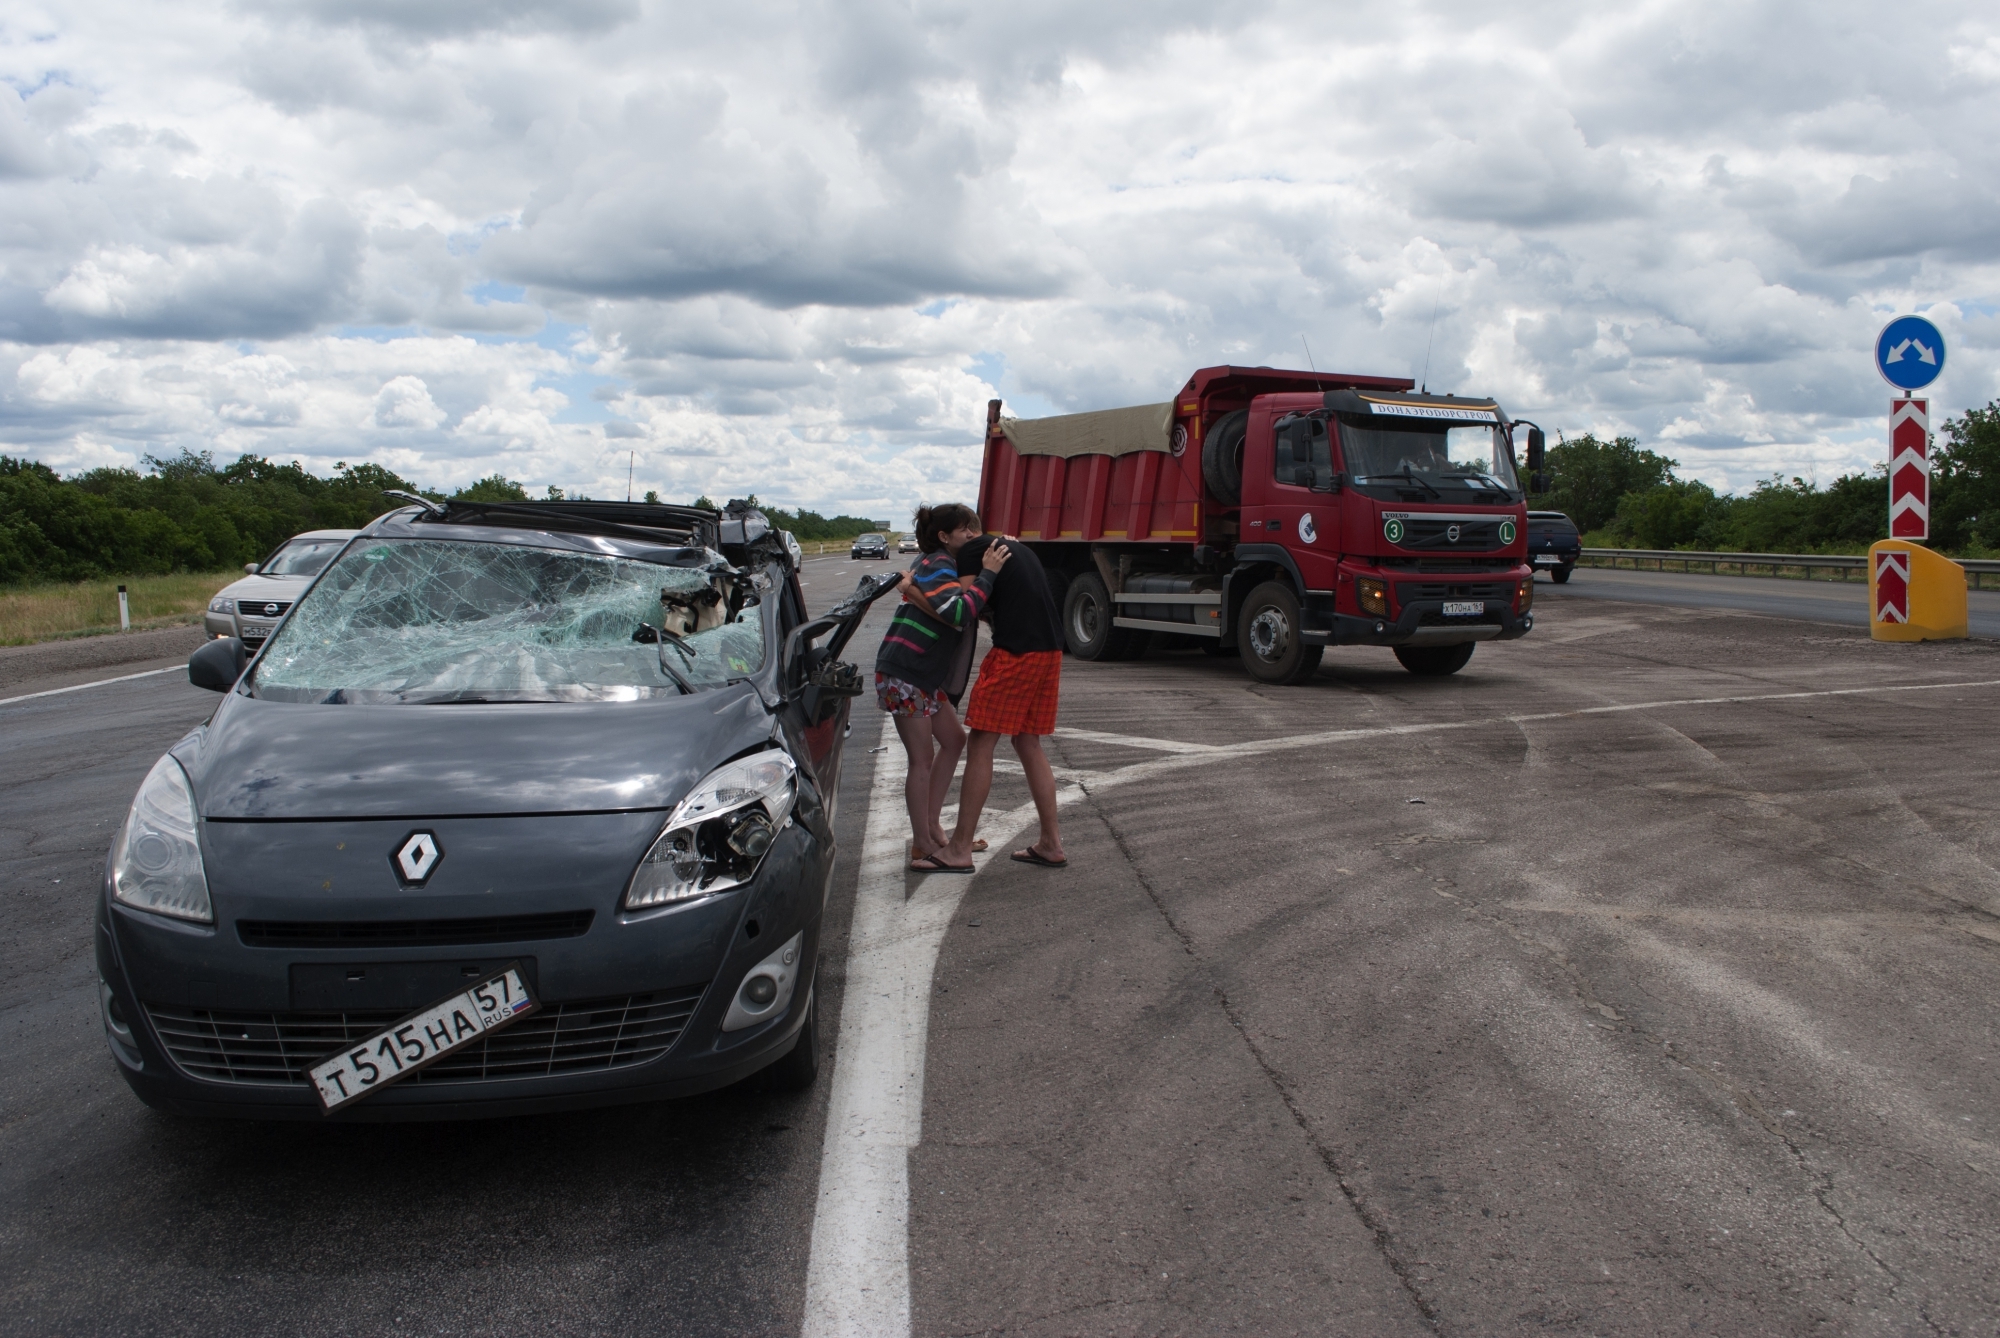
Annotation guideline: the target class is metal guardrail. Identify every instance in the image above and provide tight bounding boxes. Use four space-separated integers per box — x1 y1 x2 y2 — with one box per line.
1581 548 2000 590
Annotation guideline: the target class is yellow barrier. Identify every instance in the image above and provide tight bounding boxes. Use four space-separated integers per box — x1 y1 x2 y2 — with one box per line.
1869 540 1967 641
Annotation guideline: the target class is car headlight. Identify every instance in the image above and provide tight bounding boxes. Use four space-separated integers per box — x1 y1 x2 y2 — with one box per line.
208 596 233 614
111 754 212 923
624 750 798 909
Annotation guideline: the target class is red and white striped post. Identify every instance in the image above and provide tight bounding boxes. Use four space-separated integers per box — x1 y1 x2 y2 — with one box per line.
1889 398 1928 541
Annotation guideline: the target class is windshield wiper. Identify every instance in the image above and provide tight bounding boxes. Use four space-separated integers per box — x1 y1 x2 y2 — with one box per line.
1393 465 1443 498
636 622 698 694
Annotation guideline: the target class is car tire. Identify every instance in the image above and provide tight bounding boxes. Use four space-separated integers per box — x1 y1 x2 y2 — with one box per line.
758 989 819 1092
1063 572 1144 660
1551 565 1572 584
1394 642 1476 676
1237 581 1323 684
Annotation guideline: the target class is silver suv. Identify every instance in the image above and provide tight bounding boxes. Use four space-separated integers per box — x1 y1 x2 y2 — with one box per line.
204 530 357 648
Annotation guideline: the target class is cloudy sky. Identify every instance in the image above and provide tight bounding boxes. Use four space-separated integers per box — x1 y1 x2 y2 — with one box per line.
3 0 1996 517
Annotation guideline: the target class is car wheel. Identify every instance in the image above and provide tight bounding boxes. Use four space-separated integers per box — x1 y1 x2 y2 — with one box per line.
1551 565 1572 584
758 989 819 1091
1393 642 1476 676
1237 581 1323 684
1062 573 1143 660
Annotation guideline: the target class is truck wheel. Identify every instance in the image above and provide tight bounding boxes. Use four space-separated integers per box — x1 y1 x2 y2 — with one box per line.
1393 642 1476 676
1237 581 1323 684
1063 573 1143 660
1550 565 1572 584
1201 409 1248 507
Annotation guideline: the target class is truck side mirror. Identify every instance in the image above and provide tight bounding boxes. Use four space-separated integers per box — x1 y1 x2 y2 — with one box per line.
1526 427 1546 473
1530 471 1547 494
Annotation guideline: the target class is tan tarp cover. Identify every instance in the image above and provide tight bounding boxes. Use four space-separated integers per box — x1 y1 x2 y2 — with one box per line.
995 402 1174 458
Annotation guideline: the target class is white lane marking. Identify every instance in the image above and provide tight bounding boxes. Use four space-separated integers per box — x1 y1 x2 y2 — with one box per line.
800 670 2000 1336
802 710 1071 1337
0 666 179 707
1052 725 1226 754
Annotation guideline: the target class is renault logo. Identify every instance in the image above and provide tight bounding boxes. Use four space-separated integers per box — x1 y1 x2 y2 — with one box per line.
393 830 443 886
1446 524 1462 543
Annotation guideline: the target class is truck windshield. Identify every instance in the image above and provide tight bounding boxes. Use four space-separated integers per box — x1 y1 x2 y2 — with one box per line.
1339 418 1520 498
249 538 766 704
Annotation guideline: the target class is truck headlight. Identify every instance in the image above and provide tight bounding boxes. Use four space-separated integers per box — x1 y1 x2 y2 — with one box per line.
111 755 212 923
1515 578 1534 612
1356 577 1388 617
624 750 797 909
208 596 233 614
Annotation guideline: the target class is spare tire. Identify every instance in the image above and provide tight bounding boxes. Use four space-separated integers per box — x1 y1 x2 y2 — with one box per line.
1201 409 1248 507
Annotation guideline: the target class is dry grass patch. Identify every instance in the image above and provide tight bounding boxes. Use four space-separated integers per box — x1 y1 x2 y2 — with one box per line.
0 571 238 646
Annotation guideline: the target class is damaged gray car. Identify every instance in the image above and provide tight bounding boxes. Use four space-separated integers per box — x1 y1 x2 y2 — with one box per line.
96 498 893 1119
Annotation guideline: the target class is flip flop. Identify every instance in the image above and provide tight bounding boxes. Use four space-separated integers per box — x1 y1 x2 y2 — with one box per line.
1009 847 1067 869
912 839 988 861
910 853 975 874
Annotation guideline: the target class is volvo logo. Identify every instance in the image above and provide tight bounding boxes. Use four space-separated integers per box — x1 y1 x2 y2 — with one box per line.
392 830 444 886
1446 524 1462 543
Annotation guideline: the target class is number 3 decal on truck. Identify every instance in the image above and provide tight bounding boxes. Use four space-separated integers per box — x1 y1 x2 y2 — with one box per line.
1384 517 1406 544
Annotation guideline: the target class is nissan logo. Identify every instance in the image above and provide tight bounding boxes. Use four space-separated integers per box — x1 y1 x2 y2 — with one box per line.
264 603 280 617
1446 524 1461 543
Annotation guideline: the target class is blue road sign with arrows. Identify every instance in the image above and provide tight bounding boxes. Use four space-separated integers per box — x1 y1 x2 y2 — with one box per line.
1876 315 1946 391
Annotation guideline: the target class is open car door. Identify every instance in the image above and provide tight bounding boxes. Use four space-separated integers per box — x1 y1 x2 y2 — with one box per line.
778 572 901 815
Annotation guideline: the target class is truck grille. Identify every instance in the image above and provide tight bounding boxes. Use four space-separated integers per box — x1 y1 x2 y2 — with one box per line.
1394 519 1507 551
145 986 708 1087
1396 581 1511 603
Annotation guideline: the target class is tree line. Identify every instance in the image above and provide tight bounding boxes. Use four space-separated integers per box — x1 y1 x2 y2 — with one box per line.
0 451 890 585
1535 400 2000 555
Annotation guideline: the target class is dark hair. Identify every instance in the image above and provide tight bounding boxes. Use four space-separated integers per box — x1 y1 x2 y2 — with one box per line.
914 503 979 554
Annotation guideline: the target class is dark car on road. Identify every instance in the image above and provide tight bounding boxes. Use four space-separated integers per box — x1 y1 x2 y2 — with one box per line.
1527 511 1582 583
98 499 892 1119
850 533 888 559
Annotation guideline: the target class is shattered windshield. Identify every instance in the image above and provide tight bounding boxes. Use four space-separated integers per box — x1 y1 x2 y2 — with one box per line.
1338 418 1520 498
250 538 766 704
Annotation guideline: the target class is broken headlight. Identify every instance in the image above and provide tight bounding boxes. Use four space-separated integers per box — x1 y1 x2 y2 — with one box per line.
623 749 798 909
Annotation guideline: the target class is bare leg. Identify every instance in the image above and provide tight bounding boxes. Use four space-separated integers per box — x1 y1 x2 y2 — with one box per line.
892 712 937 855
925 701 966 851
939 730 999 866
1011 733 1064 861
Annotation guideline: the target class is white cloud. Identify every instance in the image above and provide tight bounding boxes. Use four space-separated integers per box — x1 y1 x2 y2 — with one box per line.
1 0 1997 511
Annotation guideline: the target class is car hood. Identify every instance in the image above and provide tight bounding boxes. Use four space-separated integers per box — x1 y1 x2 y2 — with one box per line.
215 572 312 604
180 683 776 820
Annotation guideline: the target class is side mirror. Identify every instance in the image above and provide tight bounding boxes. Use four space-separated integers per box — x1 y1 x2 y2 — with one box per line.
243 563 260 575
1530 471 1548 494
807 659 866 699
1526 427 1546 474
189 638 248 693
1313 470 1347 494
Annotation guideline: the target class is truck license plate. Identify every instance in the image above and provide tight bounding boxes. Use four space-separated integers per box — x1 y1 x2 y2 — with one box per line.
1442 601 1485 617
309 965 537 1113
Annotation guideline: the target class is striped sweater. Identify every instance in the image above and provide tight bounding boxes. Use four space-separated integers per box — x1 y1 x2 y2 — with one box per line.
874 550 994 692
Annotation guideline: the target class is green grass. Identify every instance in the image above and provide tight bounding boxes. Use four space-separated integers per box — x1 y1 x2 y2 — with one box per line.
0 571 239 647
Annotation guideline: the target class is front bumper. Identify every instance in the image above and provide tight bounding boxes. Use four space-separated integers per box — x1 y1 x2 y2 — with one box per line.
1303 595 1533 648
95 818 829 1121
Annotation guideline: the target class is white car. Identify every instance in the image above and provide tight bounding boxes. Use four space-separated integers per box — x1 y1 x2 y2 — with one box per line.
898 535 918 553
204 530 358 648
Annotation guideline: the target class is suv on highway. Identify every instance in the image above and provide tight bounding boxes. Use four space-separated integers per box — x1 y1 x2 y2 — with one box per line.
1527 511 1581 583
204 530 357 649
102 499 896 1119
850 533 888 560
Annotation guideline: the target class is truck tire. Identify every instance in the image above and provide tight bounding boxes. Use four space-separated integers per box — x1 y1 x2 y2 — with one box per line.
1393 642 1476 676
1063 572 1143 660
1237 581 1322 684
1201 409 1248 507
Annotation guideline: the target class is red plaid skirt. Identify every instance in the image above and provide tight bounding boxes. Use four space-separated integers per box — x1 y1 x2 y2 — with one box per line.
964 647 1061 736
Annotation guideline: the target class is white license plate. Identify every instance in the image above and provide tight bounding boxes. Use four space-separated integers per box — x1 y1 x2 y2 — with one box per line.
1534 554 1560 564
309 965 537 1113
1442 600 1486 617
240 622 274 635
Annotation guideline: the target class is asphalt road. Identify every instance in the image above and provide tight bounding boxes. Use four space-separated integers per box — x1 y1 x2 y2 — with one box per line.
1547 562 2000 637
4 555 1997 1336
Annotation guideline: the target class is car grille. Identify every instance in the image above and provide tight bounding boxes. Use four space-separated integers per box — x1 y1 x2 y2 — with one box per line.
144 985 709 1087
239 601 293 620
1394 519 1507 550
237 910 594 948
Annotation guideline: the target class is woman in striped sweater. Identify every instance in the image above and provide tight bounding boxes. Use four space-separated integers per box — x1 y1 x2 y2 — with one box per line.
876 503 1011 871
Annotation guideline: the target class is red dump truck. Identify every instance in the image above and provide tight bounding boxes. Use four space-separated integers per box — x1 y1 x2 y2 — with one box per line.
976 365 1546 683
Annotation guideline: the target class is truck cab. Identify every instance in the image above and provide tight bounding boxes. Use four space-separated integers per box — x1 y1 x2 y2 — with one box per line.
977 366 1540 684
